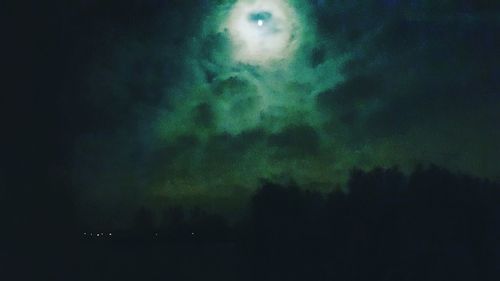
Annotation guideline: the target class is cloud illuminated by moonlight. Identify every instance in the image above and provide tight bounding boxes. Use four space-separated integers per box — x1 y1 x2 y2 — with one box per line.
224 0 302 65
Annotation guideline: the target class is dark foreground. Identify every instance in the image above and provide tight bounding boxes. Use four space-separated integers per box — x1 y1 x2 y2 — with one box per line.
6 166 500 281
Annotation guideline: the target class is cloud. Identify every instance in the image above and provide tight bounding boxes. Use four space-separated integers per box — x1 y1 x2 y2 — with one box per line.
69 0 500 224
268 125 320 158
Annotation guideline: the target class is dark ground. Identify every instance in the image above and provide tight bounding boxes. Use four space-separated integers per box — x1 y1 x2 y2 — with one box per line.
4 166 500 281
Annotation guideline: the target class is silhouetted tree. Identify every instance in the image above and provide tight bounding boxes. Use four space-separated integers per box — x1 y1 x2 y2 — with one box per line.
133 207 155 239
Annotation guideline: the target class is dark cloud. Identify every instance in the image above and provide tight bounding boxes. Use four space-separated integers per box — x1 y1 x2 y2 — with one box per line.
205 130 265 162
316 75 385 138
147 134 201 183
213 76 257 96
317 10 500 141
268 125 320 158
318 76 383 108
193 103 215 128
310 47 327 68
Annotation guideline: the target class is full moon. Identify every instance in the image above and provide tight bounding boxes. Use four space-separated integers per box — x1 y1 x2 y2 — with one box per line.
224 0 302 65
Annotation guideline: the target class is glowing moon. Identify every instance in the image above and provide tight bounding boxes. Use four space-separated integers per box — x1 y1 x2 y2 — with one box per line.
224 0 301 65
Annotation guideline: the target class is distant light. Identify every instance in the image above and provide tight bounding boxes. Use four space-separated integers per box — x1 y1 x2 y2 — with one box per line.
191 232 195 235
109 233 112 236
97 233 100 237
257 19 263 26
84 232 87 235
90 233 93 236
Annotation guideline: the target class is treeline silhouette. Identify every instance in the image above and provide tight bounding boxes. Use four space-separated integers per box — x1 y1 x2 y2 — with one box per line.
75 165 500 280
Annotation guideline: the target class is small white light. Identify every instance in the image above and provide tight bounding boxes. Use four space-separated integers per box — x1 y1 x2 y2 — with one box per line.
109 233 112 236
97 233 100 237
225 0 300 64
191 232 195 235
84 232 87 235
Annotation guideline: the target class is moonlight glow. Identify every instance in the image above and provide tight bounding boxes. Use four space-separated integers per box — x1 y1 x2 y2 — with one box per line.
225 0 302 65
70 0 500 227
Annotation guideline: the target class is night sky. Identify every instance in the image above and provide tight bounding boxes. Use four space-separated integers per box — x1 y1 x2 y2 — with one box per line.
7 0 500 228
